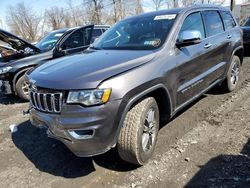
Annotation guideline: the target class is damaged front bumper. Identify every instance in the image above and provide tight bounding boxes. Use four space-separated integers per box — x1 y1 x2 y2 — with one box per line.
29 100 122 157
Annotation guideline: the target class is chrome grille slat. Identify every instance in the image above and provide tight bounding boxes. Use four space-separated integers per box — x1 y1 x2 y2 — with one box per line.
37 93 42 110
34 93 39 109
29 90 62 114
43 94 48 111
51 94 56 112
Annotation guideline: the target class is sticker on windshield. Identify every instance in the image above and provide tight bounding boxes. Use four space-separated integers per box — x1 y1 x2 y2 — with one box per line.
55 33 63 37
154 14 176 20
144 39 161 47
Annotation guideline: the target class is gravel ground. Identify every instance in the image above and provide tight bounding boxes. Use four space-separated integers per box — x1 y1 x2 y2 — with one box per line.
0 57 250 188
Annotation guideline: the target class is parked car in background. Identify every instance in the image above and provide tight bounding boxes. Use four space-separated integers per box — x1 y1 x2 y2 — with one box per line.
0 45 19 62
0 25 109 100
27 5 243 165
0 29 41 63
242 17 250 48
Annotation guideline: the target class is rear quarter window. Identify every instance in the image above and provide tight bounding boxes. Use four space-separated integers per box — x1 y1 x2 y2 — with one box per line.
202 11 224 37
220 11 236 30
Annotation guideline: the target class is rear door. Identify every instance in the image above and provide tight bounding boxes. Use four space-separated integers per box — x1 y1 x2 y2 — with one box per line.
200 10 228 83
59 25 94 55
219 11 238 66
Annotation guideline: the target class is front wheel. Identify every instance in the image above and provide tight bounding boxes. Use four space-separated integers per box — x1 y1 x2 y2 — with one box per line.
221 56 241 92
117 97 159 165
16 75 30 101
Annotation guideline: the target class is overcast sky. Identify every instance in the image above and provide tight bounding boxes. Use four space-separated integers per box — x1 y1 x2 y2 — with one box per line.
0 0 245 29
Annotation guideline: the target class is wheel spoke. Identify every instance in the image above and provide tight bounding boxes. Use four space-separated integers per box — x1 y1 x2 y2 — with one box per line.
142 107 157 152
142 133 149 150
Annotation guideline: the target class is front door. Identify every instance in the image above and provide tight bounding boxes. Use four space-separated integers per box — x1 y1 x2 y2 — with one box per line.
175 11 210 107
60 25 94 55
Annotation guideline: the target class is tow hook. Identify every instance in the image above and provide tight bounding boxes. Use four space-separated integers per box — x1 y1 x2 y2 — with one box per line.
23 107 33 115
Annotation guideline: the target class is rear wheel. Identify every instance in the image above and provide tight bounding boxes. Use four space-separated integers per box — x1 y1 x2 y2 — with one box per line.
16 75 30 101
117 97 159 165
221 56 241 92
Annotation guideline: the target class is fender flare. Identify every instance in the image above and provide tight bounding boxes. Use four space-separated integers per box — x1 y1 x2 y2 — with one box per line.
113 83 173 143
232 46 244 61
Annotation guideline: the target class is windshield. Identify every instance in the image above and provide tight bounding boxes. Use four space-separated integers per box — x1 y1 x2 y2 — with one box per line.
36 30 65 52
244 18 250 26
92 14 176 50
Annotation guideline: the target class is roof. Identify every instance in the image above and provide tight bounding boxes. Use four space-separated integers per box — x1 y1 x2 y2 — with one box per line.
123 5 229 21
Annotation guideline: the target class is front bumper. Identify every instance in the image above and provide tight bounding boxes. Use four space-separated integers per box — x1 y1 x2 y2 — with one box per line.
29 100 122 157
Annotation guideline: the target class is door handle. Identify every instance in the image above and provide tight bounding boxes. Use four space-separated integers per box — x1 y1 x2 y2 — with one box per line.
227 34 232 39
204 43 212 49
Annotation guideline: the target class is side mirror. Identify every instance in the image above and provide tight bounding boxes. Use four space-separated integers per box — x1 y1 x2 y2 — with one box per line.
176 30 202 48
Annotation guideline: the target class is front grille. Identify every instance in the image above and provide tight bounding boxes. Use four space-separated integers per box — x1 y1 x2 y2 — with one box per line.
29 90 62 113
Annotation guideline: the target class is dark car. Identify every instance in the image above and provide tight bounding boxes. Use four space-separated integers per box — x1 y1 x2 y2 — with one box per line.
27 5 243 165
0 25 109 100
242 17 250 48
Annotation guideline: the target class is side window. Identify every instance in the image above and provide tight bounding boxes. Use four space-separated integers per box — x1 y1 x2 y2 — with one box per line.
62 27 92 49
63 29 84 49
220 11 236 30
202 11 224 37
92 29 102 37
179 12 205 40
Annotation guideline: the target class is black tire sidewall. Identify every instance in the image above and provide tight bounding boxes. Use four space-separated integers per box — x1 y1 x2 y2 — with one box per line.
16 75 29 101
226 56 241 92
137 99 159 164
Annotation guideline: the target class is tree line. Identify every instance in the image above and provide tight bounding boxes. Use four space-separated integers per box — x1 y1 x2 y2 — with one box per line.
5 0 228 42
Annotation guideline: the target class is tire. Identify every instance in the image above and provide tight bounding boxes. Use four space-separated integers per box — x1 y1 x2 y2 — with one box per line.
221 56 241 92
16 74 30 101
117 97 159 165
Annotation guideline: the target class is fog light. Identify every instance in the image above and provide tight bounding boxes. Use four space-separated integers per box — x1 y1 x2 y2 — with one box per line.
68 129 95 140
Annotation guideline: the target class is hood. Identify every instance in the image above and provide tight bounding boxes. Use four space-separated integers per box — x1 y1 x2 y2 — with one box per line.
6 50 53 69
0 29 40 53
28 50 156 89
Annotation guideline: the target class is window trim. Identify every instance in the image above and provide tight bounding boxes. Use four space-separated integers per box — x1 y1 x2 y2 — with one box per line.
219 11 236 31
177 11 207 42
201 10 225 38
58 25 94 50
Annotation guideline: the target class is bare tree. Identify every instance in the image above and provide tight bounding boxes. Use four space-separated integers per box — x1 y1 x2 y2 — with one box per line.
67 0 86 26
45 7 65 30
152 0 166 10
92 0 103 24
134 0 144 14
109 0 123 23
6 2 42 42
173 0 179 7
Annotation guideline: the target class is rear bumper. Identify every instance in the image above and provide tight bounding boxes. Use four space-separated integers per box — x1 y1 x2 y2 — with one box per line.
29 100 122 157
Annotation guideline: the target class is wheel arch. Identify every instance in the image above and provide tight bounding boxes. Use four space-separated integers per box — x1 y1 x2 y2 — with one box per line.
12 66 34 93
233 46 244 65
114 84 173 143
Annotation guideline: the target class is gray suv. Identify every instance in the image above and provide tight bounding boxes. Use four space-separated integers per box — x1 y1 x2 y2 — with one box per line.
27 5 244 165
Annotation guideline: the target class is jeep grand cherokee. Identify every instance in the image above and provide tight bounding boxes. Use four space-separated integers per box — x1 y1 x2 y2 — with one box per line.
27 5 243 165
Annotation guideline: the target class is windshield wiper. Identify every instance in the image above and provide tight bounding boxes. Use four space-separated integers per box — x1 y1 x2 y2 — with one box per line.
89 45 102 50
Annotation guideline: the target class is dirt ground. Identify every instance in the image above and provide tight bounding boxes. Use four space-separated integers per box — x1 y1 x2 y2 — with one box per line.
0 57 250 188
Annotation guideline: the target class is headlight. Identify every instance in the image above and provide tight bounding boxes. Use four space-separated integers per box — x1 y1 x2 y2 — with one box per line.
67 88 111 106
0 66 12 74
